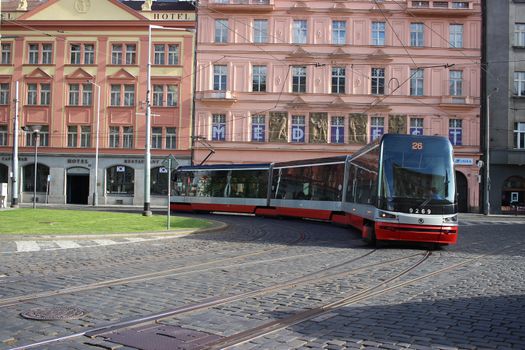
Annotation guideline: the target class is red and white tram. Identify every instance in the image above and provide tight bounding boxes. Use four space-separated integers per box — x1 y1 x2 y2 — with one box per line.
171 134 458 245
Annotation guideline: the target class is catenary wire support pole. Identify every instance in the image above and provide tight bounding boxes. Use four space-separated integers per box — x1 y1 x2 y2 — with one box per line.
11 81 19 207
485 87 498 216
89 81 101 207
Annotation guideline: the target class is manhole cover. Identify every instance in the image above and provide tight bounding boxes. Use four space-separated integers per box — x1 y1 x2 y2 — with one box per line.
20 306 86 321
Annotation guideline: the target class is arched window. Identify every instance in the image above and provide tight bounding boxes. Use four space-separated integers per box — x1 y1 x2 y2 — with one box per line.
23 163 50 192
151 166 170 195
0 163 8 183
106 165 134 195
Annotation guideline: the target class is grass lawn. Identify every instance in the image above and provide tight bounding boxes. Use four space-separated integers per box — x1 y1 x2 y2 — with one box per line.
0 209 212 235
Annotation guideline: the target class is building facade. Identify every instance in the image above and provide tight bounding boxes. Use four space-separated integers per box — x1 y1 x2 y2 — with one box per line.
483 0 525 214
193 0 482 212
0 0 195 207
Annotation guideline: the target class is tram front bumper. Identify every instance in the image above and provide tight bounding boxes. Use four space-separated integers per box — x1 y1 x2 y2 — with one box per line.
375 222 458 244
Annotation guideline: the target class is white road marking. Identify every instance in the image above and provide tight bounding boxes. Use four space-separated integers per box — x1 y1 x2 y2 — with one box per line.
15 241 41 252
92 239 117 246
55 240 81 249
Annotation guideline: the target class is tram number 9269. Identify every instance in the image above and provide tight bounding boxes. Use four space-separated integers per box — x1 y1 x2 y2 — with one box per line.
409 208 432 214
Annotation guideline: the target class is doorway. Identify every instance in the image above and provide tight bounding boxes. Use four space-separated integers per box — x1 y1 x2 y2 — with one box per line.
67 167 90 204
455 171 468 212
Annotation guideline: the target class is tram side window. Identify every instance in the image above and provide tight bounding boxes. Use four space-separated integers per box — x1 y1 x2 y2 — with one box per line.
273 167 309 200
346 164 357 202
229 170 268 198
205 171 229 197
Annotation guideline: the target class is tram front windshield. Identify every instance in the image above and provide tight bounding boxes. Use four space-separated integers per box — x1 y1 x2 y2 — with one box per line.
380 136 455 213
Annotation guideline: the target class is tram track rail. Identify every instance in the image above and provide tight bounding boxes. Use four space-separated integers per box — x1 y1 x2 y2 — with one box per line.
8 249 429 350
0 231 310 308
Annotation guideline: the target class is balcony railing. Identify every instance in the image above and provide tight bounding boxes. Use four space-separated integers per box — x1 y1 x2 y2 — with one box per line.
408 1 475 15
208 0 274 12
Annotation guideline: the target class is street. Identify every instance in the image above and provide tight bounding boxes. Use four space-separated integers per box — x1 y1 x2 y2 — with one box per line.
1 213 524 350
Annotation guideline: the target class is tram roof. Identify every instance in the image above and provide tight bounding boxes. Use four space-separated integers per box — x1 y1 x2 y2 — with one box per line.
273 155 348 168
177 163 270 171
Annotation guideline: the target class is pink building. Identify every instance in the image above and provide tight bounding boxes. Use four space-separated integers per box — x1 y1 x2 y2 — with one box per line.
0 0 195 207
194 0 482 212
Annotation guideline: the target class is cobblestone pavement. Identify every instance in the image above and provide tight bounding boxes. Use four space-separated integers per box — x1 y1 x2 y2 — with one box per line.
0 212 524 350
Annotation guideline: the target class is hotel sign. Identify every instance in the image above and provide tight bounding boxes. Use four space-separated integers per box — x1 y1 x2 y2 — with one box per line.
145 12 196 21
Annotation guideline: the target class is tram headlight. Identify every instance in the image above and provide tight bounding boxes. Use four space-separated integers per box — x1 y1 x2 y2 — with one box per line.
442 215 458 223
378 210 397 219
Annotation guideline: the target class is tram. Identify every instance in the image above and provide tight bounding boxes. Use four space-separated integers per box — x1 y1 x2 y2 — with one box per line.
171 134 458 245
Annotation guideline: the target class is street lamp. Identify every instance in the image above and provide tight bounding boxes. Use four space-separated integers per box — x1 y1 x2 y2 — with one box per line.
485 87 498 215
88 80 101 206
23 125 41 209
144 24 191 216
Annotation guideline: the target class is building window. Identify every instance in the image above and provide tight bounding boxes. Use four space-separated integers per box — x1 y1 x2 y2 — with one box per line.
371 68 385 95
331 67 346 94
27 83 50 105
68 83 92 106
292 20 307 44
515 122 525 149
410 117 424 135
166 127 177 149
449 119 462 146
154 44 179 65
110 84 135 106
123 127 133 148
152 84 179 107
79 126 90 148
253 19 268 43
23 164 49 193
125 44 136 64
332 20 346 45
106 165 134 195
67 83 91 106
25 125 49 147
292 66 306 93
1 43 11 64
28 43 53 64
213 65 227 91
252 65 267 92
212 114 226 141
410 69 424 96
291 115 305 143
449 70 463 96
69 84 80 105
0 125 7 146
331 116 345 144
215 19 229 43
370 116 384 141
252 115 265 142
372 22 385 46
67 126 78 147
70 43 94 64
410 23 424 47
515 72 525 96
449 24 463 48
515 24 525 47
151 166 170 195
109 126 119 148
111 44 136 65
152 127 162 149
0 83 9 105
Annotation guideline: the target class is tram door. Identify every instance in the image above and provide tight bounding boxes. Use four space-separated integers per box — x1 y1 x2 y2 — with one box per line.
67 167 90 204
455 171 468 212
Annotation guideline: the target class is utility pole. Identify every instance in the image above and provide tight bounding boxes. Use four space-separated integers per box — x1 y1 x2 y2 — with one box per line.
10 81 19 208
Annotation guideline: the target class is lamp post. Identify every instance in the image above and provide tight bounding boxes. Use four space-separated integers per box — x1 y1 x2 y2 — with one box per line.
23 125 41 209
485 88 498 215
88 80 101 206
11 81 20 207
144 24 190 216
